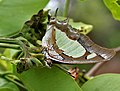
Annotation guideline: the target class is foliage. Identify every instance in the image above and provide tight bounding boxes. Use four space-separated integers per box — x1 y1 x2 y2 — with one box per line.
81 74 120 91
0 0 120 91
0 0 49 36
17 66 82 91
103 0 120 21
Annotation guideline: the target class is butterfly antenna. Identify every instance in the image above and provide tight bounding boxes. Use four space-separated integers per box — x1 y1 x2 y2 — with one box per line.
54 8 59 17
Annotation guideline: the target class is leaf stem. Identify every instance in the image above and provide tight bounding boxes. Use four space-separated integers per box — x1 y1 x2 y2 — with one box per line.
0 43 20 49
17 40 30 58
54 64 68 72
64 0 70 17
0 38 19 44
0 72 27 90
1 56 20 64
4 75 27 90
85 62 106 77
0 37 30 58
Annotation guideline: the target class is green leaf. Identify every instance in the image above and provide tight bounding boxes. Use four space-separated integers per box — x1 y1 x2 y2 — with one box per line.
0 0 49 36
103 0 120 20
0 77 19 91
0 82 20 91
81 74 120 91
57 16 93 34
0 77 8 87
17 66 82 91
0 49 13 72
69 21 93 35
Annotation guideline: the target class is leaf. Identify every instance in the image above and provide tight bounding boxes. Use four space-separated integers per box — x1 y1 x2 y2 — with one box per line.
0 77 19 91
69 21 93 35
0 77 8 87
0 0 49 36
17 66 82 91
81 74 120 91
57 17 93 35
0 49 13 72
0 82 20 91
103 0 120 20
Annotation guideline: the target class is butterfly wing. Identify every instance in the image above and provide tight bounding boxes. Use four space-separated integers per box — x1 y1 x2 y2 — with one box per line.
77 33 116 60
43 26 114 64
42 17 116 65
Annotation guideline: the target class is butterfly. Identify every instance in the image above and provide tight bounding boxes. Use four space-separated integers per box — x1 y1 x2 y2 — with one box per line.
42 15 116 66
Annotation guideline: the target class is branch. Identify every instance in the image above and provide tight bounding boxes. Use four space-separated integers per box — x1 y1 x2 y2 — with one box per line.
85 62 105 77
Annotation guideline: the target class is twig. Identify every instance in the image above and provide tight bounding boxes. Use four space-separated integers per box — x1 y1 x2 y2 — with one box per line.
4 75 27 90
85 62 106 77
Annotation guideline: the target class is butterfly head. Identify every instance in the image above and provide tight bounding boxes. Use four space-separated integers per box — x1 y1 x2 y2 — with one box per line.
49 17 57 25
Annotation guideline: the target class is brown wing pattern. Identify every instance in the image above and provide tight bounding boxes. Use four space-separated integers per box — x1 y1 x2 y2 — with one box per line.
42 16 116 65
77 33 116 60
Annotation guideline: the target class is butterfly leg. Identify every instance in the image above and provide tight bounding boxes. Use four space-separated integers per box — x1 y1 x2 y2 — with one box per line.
68 67 79 80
